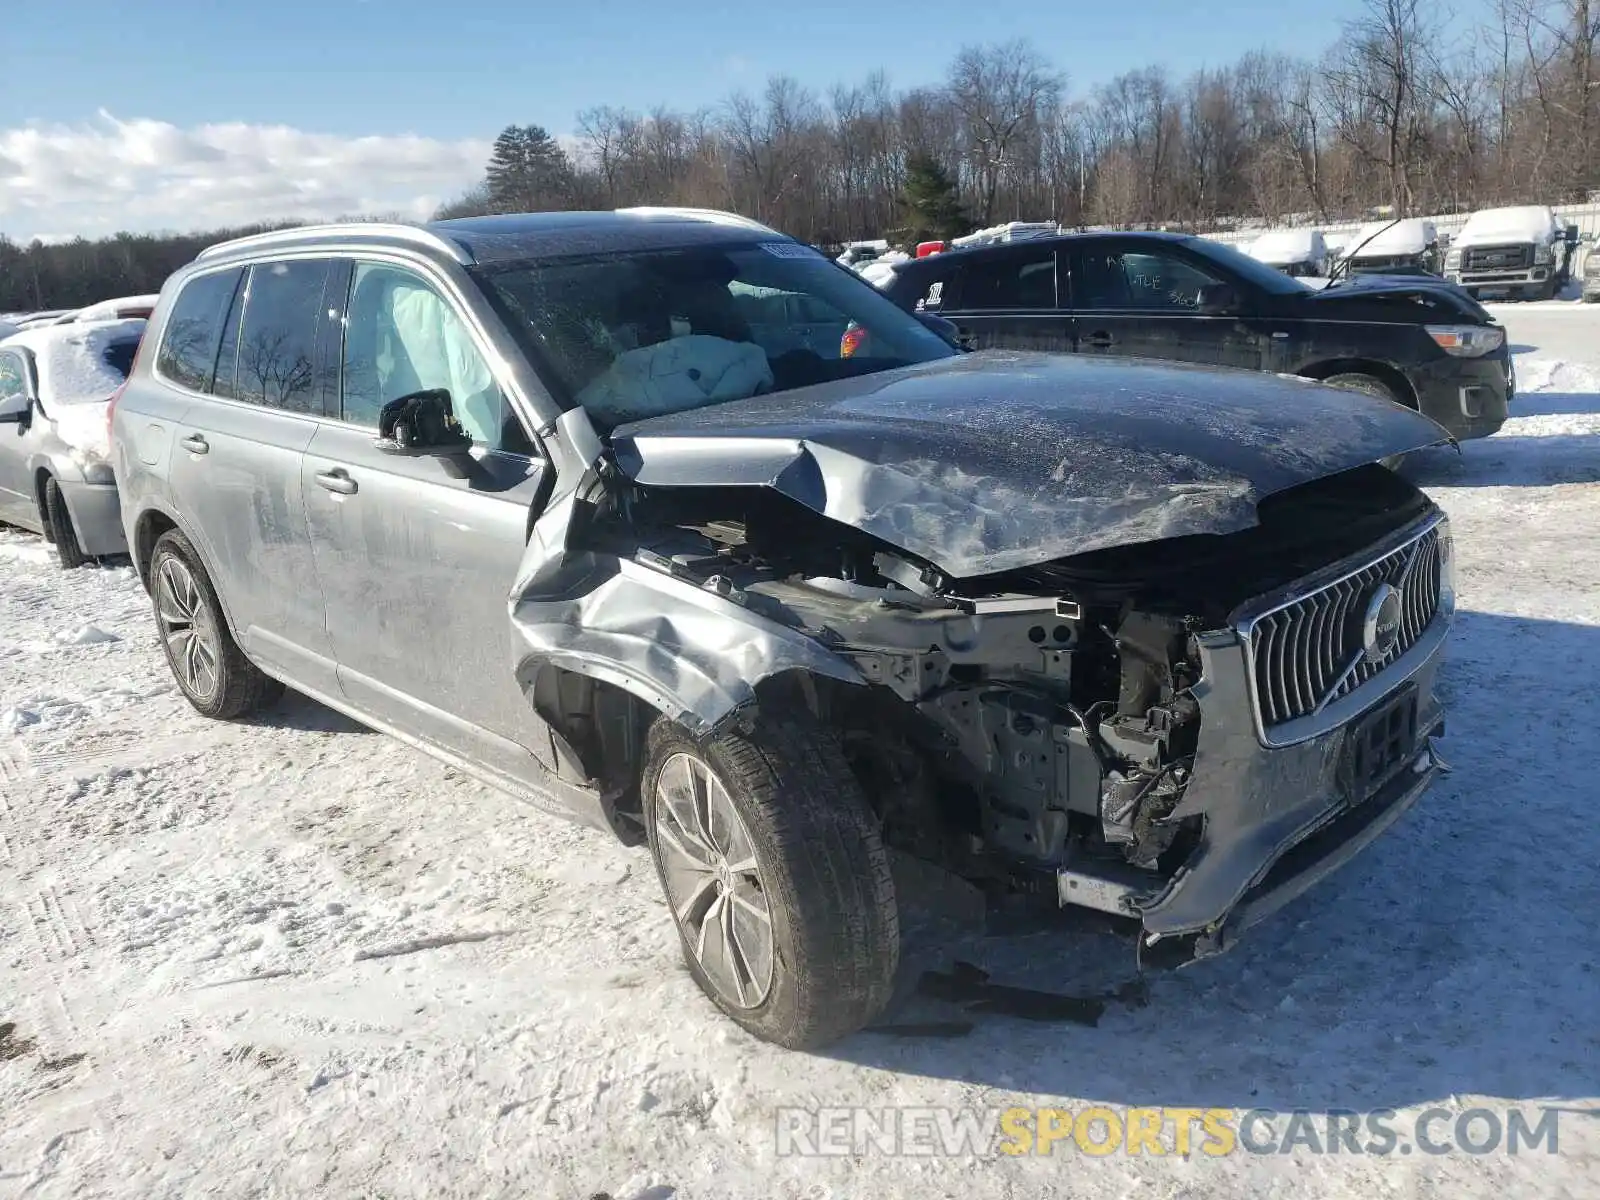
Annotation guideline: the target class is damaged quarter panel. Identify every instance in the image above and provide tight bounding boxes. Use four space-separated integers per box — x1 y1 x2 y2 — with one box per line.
609 350 1449 579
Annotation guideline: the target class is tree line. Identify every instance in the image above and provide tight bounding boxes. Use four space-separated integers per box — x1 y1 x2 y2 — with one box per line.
4 0 1597 311
451 0 1600 240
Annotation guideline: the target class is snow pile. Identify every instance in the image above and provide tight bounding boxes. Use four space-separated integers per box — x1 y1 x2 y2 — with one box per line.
2 317 144 407
1345 218 1437 258
51 623 120 647
950 220 1062 248
1454 205 1559 249
70 294 159 323
858 259 902 288
1247 228 1326 265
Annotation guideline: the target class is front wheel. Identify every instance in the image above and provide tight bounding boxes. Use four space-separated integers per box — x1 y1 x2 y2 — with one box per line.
641 709 899 1049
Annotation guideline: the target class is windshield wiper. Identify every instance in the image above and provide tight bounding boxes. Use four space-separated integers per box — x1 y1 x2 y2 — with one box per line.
1323 216 1405 290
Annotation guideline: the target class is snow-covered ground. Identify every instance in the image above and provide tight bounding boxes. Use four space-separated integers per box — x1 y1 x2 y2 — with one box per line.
3 305 1598 1199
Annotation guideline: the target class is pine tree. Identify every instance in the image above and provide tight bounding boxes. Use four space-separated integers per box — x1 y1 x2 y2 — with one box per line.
484 125 577 215
897 155 971 246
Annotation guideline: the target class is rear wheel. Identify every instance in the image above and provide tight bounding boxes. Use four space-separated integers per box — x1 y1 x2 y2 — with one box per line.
149 530 283 719
44 478 88 569
1321 372 1411 471
641 708 899 1049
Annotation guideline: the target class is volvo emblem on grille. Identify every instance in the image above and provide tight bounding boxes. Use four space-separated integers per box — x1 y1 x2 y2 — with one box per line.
1361 583 1404 662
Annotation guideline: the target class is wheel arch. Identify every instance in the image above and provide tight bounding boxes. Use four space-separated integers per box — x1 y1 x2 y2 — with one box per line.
131 503 244 640
517 659 866 843
1297 359 1419 409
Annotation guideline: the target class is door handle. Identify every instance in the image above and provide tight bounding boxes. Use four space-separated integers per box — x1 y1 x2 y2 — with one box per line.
178 433 208 455
314 468 358 496
1084 331 1114 349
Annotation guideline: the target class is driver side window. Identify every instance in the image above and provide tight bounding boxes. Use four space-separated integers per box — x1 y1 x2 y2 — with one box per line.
342 263 533 455
1077 249 1226 312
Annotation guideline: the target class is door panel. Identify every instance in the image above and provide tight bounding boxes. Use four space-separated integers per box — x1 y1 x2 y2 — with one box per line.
304 256 550 785
165 257 340 693
165 401 334 690
0 351 36 526
943 245 1074 352
302 424 549 780
1070 246 1266 370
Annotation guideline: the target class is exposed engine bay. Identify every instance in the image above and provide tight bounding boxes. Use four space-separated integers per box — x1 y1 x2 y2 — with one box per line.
581 459 1435 899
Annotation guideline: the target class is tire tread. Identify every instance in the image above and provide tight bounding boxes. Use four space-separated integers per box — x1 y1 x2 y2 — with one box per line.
643 708 899 1048
44 479 88 569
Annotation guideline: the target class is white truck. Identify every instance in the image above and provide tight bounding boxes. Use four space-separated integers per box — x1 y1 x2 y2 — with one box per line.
1245 228 1332 278
1444 205 1581 300
1340 218 1443 278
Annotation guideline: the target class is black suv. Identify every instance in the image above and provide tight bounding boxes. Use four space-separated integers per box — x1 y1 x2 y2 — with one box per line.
876 232 1511 442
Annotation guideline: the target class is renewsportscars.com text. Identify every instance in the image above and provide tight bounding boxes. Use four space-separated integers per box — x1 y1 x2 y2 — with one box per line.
774 1105 1563 1158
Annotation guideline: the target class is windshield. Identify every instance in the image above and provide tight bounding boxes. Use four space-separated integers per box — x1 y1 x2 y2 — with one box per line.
477 240 955 428
1186 237 1313 295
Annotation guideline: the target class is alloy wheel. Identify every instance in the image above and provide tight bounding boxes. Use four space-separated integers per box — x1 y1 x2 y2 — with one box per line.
652 751 776 1009
155 556 220 703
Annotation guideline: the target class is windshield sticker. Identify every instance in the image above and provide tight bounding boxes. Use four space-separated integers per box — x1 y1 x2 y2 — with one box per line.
760 242 822 259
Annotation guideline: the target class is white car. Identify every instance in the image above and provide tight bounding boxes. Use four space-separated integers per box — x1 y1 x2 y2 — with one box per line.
0 318 146 567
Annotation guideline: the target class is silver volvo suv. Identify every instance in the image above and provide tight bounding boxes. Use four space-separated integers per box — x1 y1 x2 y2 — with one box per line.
113 210 1456 1048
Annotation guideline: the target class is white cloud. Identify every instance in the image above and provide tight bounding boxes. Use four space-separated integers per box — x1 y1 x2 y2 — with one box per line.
0 111 493 241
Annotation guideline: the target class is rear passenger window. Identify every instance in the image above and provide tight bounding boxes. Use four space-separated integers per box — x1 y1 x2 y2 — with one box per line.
155 268 242 393
957 252 1057 310
235 260 330 413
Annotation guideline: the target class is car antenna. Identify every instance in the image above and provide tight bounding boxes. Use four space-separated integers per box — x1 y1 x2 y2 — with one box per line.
1324 215 1405 290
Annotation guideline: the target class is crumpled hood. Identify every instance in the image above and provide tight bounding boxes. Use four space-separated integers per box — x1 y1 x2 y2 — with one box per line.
610 351 1450 579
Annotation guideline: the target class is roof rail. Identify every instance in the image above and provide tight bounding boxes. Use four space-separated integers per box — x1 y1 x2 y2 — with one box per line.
195 222 473 265
615 206 778 235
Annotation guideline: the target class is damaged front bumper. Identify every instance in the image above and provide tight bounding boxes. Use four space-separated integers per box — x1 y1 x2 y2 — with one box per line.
1060 513 1453 964
1133 618 1446 959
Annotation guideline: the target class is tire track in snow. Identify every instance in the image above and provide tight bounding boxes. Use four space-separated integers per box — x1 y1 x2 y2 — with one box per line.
24 885 98 966
0 739 28 791
25 726 234 787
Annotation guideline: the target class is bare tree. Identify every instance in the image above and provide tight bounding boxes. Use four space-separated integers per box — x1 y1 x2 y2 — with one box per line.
946 41 1063 224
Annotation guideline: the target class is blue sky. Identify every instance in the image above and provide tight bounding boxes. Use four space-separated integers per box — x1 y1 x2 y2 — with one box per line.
1 0 1494 241
5 0 1394 139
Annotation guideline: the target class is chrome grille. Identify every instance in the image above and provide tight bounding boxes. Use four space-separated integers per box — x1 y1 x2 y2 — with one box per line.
1465 244 1533 271
1245 526 1443 730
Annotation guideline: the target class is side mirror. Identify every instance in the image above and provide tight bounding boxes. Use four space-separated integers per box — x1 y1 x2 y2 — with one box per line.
0 391 30 425
1196 282 1240 316
373 388 473 456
